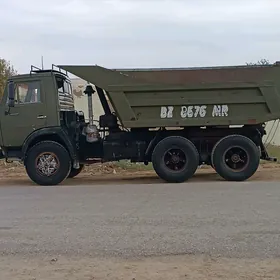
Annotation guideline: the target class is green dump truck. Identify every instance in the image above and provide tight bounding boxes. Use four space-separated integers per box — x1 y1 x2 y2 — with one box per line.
1 62 279 185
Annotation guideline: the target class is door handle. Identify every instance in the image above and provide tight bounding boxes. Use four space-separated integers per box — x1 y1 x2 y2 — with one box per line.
37 115 47 119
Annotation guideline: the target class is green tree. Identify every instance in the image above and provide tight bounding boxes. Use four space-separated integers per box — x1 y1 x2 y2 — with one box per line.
0 58 17 99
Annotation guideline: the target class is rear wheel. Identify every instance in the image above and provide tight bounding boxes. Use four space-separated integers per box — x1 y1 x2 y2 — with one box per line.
25 141 71 186
211 134 260 181
68 164 84 178
152 136 199 183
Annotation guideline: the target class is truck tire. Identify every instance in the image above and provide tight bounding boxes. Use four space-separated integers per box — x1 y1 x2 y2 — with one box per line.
152 136 199 183
68 164 84 178
25 141 71 186
211 134 260 181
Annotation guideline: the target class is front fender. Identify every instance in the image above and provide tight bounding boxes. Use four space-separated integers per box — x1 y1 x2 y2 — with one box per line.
22 127 77 161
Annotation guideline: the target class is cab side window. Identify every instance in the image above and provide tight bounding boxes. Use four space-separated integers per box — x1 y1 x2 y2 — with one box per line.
56 77 71 96
16 81 41 104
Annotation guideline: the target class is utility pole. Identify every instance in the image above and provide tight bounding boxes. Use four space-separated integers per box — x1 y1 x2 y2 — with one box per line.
41 56 44 70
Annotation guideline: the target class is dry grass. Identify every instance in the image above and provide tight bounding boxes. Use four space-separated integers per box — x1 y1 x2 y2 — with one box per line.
266 144 280 163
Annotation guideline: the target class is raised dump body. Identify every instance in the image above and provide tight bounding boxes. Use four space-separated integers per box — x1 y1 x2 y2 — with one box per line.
60 63 280 128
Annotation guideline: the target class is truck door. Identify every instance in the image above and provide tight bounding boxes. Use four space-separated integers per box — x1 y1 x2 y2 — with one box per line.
1 78 47 147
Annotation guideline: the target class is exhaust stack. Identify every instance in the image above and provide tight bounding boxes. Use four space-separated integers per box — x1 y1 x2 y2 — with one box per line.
83 84 100 143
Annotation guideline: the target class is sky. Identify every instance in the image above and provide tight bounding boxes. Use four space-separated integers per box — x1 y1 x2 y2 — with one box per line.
1 0 280 73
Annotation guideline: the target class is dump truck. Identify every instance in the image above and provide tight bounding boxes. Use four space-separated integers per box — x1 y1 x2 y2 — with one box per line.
1 62 279 185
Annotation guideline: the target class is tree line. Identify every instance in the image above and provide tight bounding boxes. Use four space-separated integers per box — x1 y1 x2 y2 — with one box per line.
0 58 17 99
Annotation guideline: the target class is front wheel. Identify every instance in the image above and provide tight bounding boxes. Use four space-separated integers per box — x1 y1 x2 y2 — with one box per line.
152 136 199 183
211 134 260 181
25 141 71 186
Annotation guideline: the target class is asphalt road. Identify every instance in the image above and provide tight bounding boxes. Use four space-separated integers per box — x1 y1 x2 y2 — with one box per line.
0 181 280 259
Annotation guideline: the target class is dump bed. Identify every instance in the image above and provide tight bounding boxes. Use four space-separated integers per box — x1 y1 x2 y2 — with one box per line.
59 62 280 128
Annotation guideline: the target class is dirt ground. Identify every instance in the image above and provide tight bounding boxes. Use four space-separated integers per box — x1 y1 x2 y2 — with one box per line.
0 161 280 186
1 161 280 279
1 255 280 280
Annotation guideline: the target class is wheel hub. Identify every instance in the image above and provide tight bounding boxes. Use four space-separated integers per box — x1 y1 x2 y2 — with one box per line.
231 154 241 163
224 146 249 171
36 152 59 176
171 154 180 164
164 148 187 171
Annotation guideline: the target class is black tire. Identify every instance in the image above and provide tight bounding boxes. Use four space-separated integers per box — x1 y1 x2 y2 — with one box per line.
211 134 260 181
152 136 199 183
68 164 84 178
25 141 71 186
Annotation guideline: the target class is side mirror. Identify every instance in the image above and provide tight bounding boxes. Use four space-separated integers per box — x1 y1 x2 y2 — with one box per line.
7 81 15 107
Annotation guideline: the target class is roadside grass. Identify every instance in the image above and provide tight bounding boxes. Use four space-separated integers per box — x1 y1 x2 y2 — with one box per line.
264 144 280 163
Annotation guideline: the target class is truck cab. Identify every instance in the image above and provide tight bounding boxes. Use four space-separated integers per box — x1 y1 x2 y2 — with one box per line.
0 66 90 185
0 66 75 148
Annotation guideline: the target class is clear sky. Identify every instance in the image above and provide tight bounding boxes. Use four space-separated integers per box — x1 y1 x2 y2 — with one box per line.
1 0 280 73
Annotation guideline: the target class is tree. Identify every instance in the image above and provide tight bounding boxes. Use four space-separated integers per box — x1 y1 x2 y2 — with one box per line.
0 58 17 100
246 59 270 66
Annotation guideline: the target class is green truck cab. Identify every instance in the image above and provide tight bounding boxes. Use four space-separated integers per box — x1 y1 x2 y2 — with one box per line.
1 67 73 147
0 63 279 185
